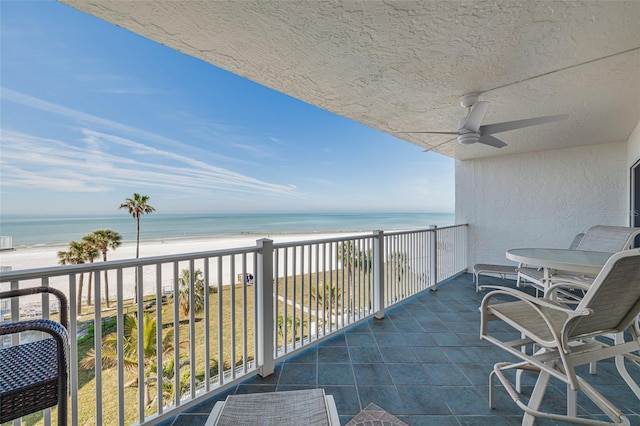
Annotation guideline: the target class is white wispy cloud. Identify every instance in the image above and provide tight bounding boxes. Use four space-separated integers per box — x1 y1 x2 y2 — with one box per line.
267 136 287 145
0 87 314 200
0 128 304 198
231 142 275 158
0 87 242 165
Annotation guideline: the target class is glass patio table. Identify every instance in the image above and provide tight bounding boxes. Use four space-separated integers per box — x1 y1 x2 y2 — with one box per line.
506 248 613 277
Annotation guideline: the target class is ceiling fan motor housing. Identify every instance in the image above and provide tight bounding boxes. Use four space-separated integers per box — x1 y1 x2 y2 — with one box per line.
457 132 480 145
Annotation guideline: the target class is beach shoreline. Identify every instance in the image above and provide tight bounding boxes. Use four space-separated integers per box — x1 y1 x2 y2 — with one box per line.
0 231 371 308
0 230 368 271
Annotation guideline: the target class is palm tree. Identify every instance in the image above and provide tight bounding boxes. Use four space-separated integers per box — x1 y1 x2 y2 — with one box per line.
80 233 100 306
119 193 155 302
338 242 360 312
177 269 205 317
358 248 373 309
390 252 409 302
86 229 122 308
58 240 95 315
277 315 304 344
310 281 340 320
81 313 176 407
119 193 155 259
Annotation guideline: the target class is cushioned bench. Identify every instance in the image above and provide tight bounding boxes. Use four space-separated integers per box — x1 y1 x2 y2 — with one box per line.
206 388 339 426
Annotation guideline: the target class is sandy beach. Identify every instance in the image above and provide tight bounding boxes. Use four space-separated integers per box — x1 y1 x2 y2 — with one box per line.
0 231 364 308
1 232 363 270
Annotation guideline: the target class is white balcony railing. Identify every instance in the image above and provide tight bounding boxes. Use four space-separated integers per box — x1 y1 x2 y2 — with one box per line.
0 225 467 425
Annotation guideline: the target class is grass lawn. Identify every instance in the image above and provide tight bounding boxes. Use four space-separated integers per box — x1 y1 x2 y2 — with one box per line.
16 266 408 425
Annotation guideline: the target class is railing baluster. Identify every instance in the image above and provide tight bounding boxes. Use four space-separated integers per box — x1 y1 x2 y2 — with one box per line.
373 230 384 319
217 258 223 386
320 244 325 336
283 247 288 352
241 253 248 375
189 259 197 397
253 253 259 371
116 268 124 426
94 271 102 425
69 273 78 426
257 238 275 377
155 263 164 414
204 257 211 391
230 255 236 379
40 277 52 426
307 244 312 342
137 264 145 423
173 262 181 405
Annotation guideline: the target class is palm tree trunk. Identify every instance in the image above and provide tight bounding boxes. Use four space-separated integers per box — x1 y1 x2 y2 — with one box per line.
102 252 110 308
104 269 110 308
87 266 93 306
135 216 140 303
77 273 84 315
145 379 151 407
136 216 140 258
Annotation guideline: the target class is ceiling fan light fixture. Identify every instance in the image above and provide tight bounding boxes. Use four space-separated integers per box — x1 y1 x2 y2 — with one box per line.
457 133 479 145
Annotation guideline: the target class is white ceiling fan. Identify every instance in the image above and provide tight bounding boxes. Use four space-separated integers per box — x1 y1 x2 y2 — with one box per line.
403 94 568 151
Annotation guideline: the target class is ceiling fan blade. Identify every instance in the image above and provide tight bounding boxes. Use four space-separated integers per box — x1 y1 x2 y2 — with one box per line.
478 135 507 148
400 131 458 135
460 101 489 132
480 114 568 136
423 137 457 152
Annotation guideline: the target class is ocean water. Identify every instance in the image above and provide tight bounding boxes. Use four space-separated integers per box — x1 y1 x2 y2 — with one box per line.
0 212 455 247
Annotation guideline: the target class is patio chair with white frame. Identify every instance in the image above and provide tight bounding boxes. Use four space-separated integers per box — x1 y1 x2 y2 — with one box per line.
480 248 640 425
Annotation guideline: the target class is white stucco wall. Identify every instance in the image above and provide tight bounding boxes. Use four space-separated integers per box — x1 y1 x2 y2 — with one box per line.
629 121 640 168
455 141 628 267
629 121 640 225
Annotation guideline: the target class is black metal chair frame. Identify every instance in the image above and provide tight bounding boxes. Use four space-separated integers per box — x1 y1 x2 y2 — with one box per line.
0 287 69 425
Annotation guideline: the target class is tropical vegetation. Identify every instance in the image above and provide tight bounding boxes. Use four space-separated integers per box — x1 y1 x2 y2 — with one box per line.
80 312 179 407
58 240 98 315
85 229 122 308
118 193 155 259
177 268 205 317
119 193 155 301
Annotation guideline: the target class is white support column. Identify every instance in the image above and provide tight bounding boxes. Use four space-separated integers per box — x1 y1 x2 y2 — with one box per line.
429 225 438 290
257 238 275 377
372 230 385 319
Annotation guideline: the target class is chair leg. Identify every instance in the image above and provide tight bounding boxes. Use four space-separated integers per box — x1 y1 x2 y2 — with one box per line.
522 369 552 426
567 385 577 417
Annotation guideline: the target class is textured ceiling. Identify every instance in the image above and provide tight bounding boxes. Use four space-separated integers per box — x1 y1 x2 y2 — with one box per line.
61 0 640 160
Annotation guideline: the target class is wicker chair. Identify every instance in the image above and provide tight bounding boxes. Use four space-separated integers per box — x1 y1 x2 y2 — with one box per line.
0 287 69 425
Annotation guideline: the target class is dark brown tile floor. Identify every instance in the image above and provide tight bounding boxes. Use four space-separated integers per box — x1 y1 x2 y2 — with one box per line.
165 273 640 425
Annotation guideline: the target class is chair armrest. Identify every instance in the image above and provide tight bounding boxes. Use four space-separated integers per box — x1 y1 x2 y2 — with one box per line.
480 286 587 316
0 287 68 329
0 318 68 339
545 280 591 295
480 286 593 352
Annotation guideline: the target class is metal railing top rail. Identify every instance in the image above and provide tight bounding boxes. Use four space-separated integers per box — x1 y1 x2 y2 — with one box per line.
272 224 469 249
0 225 469 282
0 245 259 281
384 223 467 237
271 232 374 249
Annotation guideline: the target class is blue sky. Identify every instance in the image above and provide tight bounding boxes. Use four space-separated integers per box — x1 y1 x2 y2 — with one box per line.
0 1 454 216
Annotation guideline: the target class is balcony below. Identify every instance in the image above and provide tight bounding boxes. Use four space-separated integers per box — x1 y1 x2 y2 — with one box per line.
164 274 640 425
